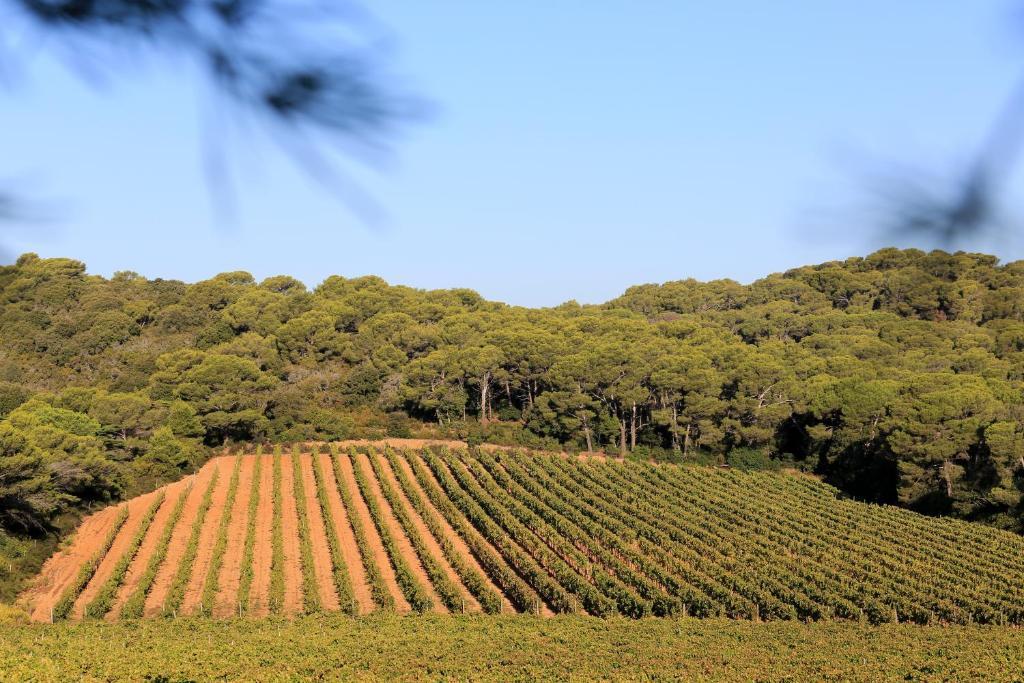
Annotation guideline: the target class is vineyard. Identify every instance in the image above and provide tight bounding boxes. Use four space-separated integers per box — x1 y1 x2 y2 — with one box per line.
19 443 1024 625
6 616 1024 682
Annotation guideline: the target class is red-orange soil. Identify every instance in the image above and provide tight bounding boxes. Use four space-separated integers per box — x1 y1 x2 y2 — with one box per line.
19 442 591 622
336 453 411 613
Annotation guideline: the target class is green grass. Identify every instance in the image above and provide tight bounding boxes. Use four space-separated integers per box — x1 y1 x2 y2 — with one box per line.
0 528 63 605
2 615 1023 682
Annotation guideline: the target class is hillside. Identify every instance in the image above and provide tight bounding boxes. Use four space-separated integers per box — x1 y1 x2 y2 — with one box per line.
4 248 1024 603
21 443 1024 625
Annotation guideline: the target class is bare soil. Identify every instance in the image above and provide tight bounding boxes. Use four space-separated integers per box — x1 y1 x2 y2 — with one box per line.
336 453 411 613
278 453 304 614
355 450 446 613
105 477 192 620
391 454 515 614
181 457 233 616
20 440 591 622
416 451 555 616
143 459 219 617
248 454 275 616
212 454 256 618
72 487 166 619
377 454 480 613
318 453 373 615
21 505 123 622
299 453 340 611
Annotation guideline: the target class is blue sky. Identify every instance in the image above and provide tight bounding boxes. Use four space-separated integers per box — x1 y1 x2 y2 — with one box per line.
2 2 1024 305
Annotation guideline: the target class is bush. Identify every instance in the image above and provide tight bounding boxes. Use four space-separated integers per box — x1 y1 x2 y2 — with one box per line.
384 412 412 439
628 445 681 464
0 604 29 625
0 383 31 419
457 421 562 451
726 448 780 471
683 449 723 467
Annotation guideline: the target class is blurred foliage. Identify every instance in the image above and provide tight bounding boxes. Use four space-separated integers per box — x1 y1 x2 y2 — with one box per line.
0 0 417 221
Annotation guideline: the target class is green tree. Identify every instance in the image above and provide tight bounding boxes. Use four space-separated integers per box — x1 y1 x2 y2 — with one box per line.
0 423 67 532
149 351 277 443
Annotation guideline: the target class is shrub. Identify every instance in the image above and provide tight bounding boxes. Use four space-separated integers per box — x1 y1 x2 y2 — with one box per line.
0 604 29 625
726 448 780 471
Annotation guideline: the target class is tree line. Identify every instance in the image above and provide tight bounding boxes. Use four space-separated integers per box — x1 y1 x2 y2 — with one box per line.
1 247 1023 537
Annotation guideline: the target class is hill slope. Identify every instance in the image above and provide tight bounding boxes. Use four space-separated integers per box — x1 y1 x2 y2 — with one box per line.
5 247 1024 549
20 443 1024 624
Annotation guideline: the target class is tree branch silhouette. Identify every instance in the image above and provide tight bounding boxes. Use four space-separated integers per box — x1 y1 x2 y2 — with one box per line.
0 0 419 238
878 70 1024 245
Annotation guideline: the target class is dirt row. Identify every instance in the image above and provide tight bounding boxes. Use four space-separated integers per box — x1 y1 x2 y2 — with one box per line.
249 454 274 615
22 503 125 622
212 455 256 618
376 455 480 613
105 482 183 620
317 453 373 614
302 438 618 463
414 451 556 616
391 455 515 614
299 453 339 611
20 446 528 621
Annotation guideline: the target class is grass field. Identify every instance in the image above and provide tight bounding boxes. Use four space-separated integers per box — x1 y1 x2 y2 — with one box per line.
19 442 1024 625
1 614 1023 681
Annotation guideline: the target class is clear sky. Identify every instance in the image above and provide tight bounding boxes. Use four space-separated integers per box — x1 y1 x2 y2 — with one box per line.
3 2 1024 306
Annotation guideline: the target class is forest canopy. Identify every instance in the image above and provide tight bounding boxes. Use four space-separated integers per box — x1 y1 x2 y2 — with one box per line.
1 248 1024 535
